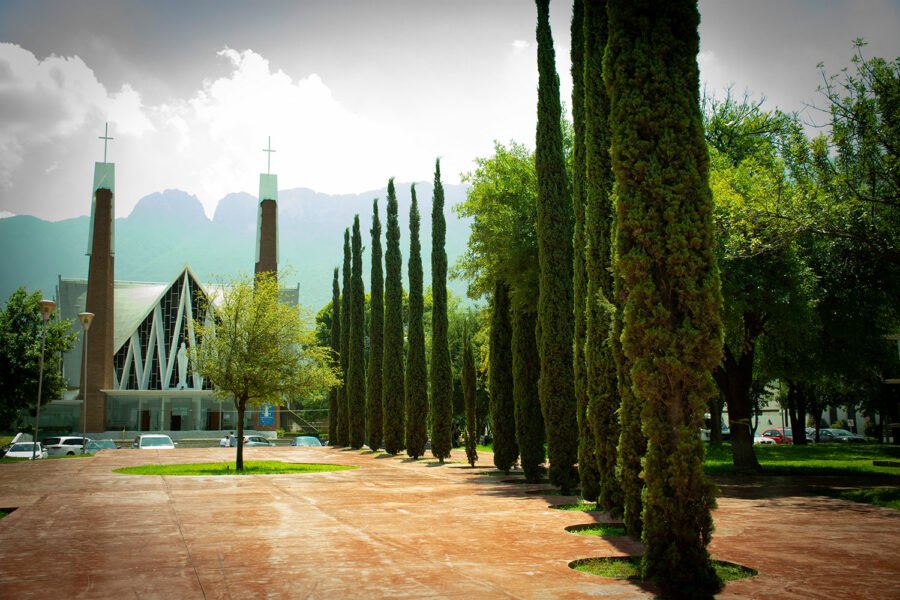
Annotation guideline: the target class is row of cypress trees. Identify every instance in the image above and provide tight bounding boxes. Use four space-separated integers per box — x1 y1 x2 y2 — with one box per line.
329 162 456 461
529 0 723 596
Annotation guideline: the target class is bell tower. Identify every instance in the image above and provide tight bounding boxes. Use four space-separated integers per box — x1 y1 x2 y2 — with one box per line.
82 123 115 433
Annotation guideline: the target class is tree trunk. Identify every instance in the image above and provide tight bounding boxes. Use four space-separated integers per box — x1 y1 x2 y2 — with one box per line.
709 393 724 446
786 380 810 445
236 397 246 471
713 346 761 472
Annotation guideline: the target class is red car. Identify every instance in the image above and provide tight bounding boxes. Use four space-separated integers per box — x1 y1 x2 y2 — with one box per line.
760 428 793 444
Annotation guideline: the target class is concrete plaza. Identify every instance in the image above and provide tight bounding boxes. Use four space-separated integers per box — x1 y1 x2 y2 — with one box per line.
0 446 897 599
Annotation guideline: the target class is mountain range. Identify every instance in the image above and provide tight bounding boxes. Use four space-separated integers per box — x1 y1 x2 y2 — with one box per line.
0 184 475 314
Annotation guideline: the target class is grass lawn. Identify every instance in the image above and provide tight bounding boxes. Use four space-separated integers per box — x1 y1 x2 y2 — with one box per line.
571 556 756 582
705 443 900 477
114 461 358 476
822 487 900 510
566 523 627 536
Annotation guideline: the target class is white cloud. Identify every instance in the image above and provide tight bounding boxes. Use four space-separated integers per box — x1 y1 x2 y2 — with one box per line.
512 40 530 52
0 44 405 218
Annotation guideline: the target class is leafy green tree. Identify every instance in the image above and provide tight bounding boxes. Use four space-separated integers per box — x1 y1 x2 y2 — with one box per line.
367 200 384 451
382 178 406 454
453 141 546 481
191 272 338 470
570 0 598 502
328 268 341 443
535 0 577 494
582 0 622 513
606 1 723 595
430 159 454 462
337 228 351 446
0 287 77 431
405 185 429 458
460 323 479 467
348 215 367 449
489 279 518 473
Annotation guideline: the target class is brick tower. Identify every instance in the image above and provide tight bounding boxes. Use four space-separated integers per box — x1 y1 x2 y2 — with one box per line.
82 160 115 433
254 138 280 430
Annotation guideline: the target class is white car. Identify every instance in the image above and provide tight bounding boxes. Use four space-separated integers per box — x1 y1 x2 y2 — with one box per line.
43 436 92 456
5 442 48 459
132 434 176 449
753 434 776 445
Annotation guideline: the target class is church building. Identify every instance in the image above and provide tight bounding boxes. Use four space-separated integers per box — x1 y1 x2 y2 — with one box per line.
41 137 292 437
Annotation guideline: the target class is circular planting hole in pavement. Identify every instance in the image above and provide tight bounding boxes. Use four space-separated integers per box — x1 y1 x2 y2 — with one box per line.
569 556 757 582
549 501 600 512
113 462 358 476
565 522 627 537
525 487 581 496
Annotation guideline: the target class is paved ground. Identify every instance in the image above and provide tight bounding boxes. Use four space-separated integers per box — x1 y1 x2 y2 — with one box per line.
0 446 898 599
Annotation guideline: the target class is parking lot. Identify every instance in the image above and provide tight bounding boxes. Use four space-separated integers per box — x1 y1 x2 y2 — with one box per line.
0 446 898 599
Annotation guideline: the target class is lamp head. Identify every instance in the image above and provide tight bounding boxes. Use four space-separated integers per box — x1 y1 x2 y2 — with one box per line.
38 299 56 321
78 312 95 331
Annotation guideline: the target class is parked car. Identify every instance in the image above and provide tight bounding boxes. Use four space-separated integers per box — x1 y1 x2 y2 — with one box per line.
132 434 176 449
43 436 92 456
243 435 274 447
818 428 867 443
4 442 48 459
753 434 777 445
85 439 118 452
760 428 793 444
290 436 323 447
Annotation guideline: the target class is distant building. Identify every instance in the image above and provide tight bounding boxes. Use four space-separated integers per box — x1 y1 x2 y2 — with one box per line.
37 149 291 436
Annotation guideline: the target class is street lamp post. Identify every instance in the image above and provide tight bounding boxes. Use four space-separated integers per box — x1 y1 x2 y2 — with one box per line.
78 312 95 453
32 299 56 460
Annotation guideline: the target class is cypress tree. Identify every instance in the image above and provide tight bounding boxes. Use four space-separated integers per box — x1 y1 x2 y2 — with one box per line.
534 0 577 494
367 199 384 451
606 1 724 595
405 184 428 459
348 215 366 449
328 267 341 445
429 159 453 463
512 304 543 482
337 228 351 446
489 279 517 473
382 178 406 454
570 0 600 502
460 323 478 468
583 0 623 515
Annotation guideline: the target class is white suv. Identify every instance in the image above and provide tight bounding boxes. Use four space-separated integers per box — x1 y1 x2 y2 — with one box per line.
132 434 176 449
43 436 92 456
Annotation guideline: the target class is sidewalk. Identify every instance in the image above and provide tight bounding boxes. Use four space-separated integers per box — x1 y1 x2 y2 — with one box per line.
0 446 897 599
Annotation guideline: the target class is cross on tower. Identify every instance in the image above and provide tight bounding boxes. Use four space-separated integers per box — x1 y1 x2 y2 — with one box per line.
263 136 276 174
98 122 114 163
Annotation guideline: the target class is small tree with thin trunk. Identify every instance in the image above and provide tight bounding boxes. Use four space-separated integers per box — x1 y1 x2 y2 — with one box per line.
461 323 478 467
606 0 724 594
328 268 341 444
570 0 600 502
337 228 352 446
535 0 577 494
405 184 428 458
512 304 543 482
191 272 338 470
347 215 366 449
430 159 453 463
489 279 518 473
367 200 384 451
382 178 406 454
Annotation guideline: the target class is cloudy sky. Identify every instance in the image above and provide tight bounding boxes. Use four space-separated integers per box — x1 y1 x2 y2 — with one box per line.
1 0 899 221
